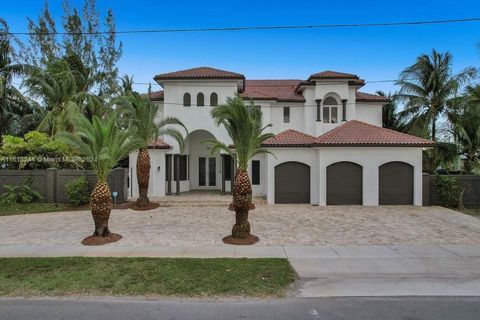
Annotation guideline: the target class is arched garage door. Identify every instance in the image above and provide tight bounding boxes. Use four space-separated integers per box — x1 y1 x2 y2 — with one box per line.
327 162 362 205
379 162 413 205
274 162 310 203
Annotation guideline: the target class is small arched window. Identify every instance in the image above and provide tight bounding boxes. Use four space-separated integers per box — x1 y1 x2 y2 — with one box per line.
197 92 204 107
183 93 191 107
323 96 338 123
210 92 218 106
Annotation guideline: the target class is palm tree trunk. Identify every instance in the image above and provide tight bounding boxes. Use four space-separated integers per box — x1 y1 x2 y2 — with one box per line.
136 148 150 207
231 169 252 239
431 113 437 141
90 181 112 237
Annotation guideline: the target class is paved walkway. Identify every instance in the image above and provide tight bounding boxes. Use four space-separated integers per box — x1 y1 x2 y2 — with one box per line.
2 204 480 297
0 243 479 259
1 205 480 246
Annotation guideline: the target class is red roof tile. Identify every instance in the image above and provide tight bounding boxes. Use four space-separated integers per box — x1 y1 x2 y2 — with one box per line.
241 80 305 102
263 129 317 147
356 91 391 103
309 70 359 80
315 120 435 147
148 138 171 149
154 67 244 80
147 90 164 101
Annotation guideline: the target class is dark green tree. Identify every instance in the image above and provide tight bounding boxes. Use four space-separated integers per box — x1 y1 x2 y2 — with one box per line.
396 49 476 141
19 0 122 98
376 90 404 130
448 85 480 173
0 18 42 136
20 0 60 66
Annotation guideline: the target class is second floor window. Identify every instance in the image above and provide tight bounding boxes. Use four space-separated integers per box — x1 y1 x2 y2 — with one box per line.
197 92 204 107
323 97 338 123
283 107 290 123
183 93 191 107
210 92 218 106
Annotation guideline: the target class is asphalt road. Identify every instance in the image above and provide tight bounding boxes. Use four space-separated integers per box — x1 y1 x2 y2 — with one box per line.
1 297 480 320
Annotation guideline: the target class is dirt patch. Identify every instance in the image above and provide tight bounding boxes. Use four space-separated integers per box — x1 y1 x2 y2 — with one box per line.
115 201 160 211
81 233 123 245
223 235 260 245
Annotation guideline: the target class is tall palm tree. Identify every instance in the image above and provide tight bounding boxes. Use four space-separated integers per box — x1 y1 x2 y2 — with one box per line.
208 96 274 244
448 85 480 173
57 112 142 243
116 93 186 207
23 53 103 135
396 49 476 141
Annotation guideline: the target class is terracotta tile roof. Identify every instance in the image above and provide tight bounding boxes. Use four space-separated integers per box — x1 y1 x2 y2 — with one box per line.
154 67 244 80
315 120 435 147
148 138 171 149
309 70 360 80
147 90 164 101
262 129 317 147
241 80 305 102
356 91 391 103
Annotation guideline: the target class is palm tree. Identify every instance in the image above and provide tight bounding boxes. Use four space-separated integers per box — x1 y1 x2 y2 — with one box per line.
120 74 134 95
0 18 40 136
23 53 103 135
116 93 186 207
208 96 274 244
376 90 404 130
448 85 480 173
57 112 142 243
396 49 476 141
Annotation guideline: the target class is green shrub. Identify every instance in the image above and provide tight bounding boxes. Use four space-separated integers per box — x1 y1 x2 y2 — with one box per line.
0 131 81 169
0 176 43 205
434 175 463 208
65 175 90 206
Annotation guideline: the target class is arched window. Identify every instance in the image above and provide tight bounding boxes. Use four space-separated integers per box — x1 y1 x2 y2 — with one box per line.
197 92 204 107
183 93 191 107
210 92 218 106
323 96 338 123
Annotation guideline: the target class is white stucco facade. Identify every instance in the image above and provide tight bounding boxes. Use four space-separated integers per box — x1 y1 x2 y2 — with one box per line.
128 67 432 206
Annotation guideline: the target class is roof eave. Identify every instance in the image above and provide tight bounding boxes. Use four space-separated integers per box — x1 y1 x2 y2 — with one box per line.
315 143 436 148
262 144 314 148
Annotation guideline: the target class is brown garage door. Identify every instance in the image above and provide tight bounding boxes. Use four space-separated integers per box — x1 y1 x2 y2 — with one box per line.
379 161 413 205
327 162 362 205
274 162 310 203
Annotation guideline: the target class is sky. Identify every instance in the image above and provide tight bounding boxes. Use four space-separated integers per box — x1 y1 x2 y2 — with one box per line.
2 0 480 94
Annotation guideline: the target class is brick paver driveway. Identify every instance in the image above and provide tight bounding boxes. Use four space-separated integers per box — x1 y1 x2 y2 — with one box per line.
1 205 479 246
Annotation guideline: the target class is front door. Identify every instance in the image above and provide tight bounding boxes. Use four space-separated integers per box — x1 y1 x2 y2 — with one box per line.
198 157 216 187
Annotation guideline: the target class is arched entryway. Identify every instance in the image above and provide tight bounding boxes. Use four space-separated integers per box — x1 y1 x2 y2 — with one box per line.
379 161 414 205
327 161 362 205
170 129 220 191
274 162 310 203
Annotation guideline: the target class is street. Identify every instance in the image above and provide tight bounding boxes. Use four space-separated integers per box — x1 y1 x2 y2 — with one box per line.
1 297 480 320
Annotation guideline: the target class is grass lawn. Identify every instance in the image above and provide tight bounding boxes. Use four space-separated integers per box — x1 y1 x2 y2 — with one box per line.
0 257 296 298
0 203 83 216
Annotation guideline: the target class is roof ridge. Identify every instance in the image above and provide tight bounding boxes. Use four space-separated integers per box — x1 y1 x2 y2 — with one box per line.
315 120 434 146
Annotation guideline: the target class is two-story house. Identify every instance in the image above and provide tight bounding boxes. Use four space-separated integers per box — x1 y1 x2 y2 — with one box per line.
128 67 434 206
